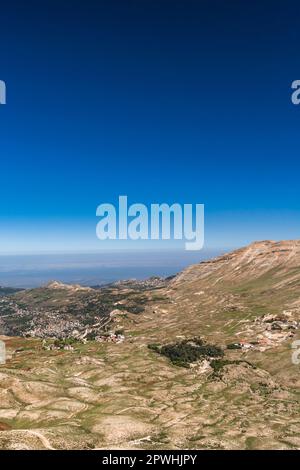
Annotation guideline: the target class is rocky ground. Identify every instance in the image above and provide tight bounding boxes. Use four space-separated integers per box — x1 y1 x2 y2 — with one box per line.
0 240 300 449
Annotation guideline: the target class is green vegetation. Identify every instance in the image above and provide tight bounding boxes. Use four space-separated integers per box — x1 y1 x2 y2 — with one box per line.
125 305 145 314
148 338 224 367
210 359 256 376
0 287 23 296
227 343 242 350
114 329 124 336
85 331 98 340
53 337 77 348
148 343 161 352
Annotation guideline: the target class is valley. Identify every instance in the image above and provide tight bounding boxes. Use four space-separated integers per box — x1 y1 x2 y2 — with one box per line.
0 240 300 450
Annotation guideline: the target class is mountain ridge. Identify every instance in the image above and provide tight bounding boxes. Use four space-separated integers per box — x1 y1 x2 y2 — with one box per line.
172 239 300 286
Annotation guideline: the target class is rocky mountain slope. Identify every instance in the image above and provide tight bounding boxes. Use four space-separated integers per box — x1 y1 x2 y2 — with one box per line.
173 239 300 285
0 241 300 450
164 240 300 349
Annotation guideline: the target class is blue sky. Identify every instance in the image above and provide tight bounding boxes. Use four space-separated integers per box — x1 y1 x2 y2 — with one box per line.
1 1 300 254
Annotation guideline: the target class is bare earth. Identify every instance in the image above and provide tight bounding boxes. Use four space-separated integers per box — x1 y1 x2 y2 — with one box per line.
0 240 300 450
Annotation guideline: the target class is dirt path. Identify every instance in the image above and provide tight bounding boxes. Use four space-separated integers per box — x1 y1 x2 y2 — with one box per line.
12 430 55 450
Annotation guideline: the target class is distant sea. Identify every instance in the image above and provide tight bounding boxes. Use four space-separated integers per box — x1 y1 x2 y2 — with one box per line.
0 249 225 288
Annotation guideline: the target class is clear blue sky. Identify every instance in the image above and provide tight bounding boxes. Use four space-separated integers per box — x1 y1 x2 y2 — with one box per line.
1 1 300 254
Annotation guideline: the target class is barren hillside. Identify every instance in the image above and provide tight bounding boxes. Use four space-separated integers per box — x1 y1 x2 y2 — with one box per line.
0 241 300 450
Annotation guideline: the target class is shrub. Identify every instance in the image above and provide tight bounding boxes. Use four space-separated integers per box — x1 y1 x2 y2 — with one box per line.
148 343 161 352
210 359 256 377
115 329 124 336
227 343 242 350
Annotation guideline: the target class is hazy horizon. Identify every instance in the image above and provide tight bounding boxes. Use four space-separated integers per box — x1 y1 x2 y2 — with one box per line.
0 248 227 288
